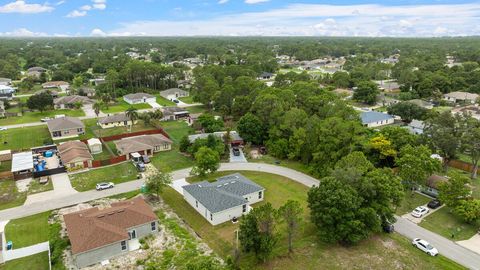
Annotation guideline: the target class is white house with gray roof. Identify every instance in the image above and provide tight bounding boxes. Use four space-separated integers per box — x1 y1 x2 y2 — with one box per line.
360 111 394 128
123 93 156 105
182 173 265 225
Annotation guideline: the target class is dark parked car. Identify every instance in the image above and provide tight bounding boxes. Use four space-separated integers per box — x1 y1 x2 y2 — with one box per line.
173 99 180 103
427 199 442 209
382 223 395 233
232 147 240 156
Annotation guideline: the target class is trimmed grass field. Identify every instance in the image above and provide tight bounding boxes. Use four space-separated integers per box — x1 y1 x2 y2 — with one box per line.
185 105 208 114
69 162 138 191
162 171 463 269
0 125 52 151
151 150 194 172
250 154 313 177
178 95 194 104
420 206 480 241
101 98 151 114
5 211 50 248
27 179 54 195
154 94 176 106
0 179 26 211
0 109 84 126
0 251 49 270
160 120 193 144
396 192 432 215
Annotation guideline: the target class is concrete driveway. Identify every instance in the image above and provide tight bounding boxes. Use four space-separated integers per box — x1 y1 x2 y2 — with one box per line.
458 234 480 255
147 100 162 109
170 178 189 194
83 104 105 118
229 147 248 163
402 205 444 224
25 173 77 205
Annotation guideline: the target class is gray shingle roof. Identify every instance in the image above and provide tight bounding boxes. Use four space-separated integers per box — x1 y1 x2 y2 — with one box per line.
159 88 188 98
360 111 394 124
47 117 84 132
124 93 154 101
183 173 264 213
98 113 129 124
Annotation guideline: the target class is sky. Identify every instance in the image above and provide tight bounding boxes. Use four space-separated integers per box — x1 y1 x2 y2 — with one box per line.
1 0 480 37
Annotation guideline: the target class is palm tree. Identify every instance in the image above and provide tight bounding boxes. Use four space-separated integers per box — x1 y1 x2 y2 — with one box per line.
125 107 139 132
93 101 102 118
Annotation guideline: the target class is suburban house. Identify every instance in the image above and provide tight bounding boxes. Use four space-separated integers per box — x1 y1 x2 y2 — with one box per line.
159 88 189 101
374 80 401 92
420 175 449 198
182 173 265 225
377 95 400 107
64 197 159 268
0 85 15 100
77 87 96 97
452 105 480 120
161 107 190 121
42 81 70 92
11 152 34 180
444 91 479 104
90 77 106 86
188 131 244 146
26 66 46 78
35 89 59 98
46 117 85 140
257 72 274 80
54 95 94 109
123 93 156 105
406 119 425 135
0 78 12 86
114 134 172 158
360 111 395 127
57 141 93 169
406 99 434 109
98 113 136 129
176 79 192 89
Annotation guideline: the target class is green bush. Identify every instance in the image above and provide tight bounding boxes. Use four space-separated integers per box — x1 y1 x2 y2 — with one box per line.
49 222 69 270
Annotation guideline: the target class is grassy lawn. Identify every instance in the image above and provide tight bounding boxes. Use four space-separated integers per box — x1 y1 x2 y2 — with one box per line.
69 162 138 191
250 154 313 177
160 120 193 144
27 178 54 195
0 251 49 270
0 179 26 211
154 94 176 106
0 125 52 151
420 207 480 241
92 150 112 160
396 192 432 215
5 211 51 248
151 150 193 172
432 106 453 113
95 120 156 138
0 160 11 172
162 171 463 269
101 99 151 114
105 141 118 155
186 105 208 114
178 96 194 104
0 109 84 126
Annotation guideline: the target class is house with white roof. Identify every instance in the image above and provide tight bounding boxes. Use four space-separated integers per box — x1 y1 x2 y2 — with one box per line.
182 173 265 225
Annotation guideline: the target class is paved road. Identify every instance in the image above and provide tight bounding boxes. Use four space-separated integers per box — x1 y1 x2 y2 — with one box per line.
0 163 478 268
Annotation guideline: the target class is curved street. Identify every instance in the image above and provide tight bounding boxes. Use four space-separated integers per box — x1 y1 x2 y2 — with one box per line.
0 163 478 269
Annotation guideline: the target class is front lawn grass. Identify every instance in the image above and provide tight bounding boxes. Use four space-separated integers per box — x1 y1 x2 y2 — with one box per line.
95 120 156 138
0 125 52 151
396 192 432 215
160 120 193 144
69 162 138 191
162 171 463 269
0 251 49 270
5 211 51 248
151 150 193 172
154 94 176 106
0 179 26 211
0 109 84 126
101 98 151 114
185 105 208 114
420 206 480 241
27 178 54 195
178 96 194 104
250 154 313 177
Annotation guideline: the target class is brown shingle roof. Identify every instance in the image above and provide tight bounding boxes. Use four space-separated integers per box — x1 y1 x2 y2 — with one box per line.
58 140 92 164
64 197 157 254
54 95 94 105
114 134 172 155
47 117 84 132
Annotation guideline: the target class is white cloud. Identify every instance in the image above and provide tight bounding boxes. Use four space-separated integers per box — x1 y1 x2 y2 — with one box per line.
0 28 48 37
66 10 86 18
0 1 53 14
218 0 228 4
245 0 269 4
56 1 65 6
92 0 106 10
80 5 92 11
90 28 106 37
107 3 480 37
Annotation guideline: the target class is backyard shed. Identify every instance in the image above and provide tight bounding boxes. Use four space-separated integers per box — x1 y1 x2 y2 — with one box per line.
87 138 102 154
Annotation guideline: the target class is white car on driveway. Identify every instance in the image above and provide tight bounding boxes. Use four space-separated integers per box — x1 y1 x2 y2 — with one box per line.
411 206 429 218
412 238 439 256
96 182 114 191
